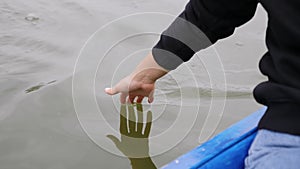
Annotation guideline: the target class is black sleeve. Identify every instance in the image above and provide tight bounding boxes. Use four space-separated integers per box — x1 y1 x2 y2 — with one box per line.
152 0 258 70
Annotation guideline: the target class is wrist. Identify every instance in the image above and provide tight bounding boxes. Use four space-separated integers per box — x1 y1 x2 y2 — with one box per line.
131 68 163 84
131 53 168 83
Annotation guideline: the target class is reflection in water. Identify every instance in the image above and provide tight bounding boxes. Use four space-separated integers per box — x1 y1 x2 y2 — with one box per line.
25 80 57 93
107 104 157 169
25 84 45 93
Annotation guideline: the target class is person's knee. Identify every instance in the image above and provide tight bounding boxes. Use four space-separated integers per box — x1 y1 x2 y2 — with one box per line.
246 150 300 169
245 130 300 169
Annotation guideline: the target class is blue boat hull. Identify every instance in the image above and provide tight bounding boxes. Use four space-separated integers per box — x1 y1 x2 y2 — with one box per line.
162 107 267 169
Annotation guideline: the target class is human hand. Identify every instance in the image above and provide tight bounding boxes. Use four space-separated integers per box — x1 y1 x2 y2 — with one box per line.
105 53 168 104
107 103 152 158
105 72 155 104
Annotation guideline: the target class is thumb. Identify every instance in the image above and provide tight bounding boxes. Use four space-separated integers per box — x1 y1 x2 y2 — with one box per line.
105 87 118 95
107 135 121 146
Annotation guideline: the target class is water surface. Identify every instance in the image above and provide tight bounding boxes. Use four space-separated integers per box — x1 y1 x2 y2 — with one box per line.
0 0 267 168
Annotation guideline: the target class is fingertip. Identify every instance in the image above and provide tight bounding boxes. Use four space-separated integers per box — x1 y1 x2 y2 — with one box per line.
120 93 127 104
106 134 117 140
126 97 133 104
148 91 154 103
106 135 120 145
106 134 113 138
148 97 154 103
105 88 112 94
137 96 144 103
120 99 126 104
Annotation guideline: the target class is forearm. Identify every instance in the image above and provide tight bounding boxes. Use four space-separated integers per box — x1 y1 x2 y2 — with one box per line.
152 0 258 70
129 157 157 169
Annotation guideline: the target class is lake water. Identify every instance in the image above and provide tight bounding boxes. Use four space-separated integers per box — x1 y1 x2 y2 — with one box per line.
0 0 268 168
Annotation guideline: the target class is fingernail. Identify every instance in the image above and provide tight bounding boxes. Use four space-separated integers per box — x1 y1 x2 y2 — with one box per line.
105 88 110 92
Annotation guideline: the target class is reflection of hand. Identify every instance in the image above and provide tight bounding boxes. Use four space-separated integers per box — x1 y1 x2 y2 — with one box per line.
107 104 152 158
107 103 156 169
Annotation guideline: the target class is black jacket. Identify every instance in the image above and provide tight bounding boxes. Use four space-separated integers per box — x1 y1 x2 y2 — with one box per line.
153 0 300 135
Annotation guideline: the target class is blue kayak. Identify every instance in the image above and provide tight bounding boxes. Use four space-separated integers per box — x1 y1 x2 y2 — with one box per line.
162 107 267 169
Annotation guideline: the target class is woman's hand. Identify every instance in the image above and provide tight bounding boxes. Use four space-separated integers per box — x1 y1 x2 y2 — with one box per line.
105 53 168 103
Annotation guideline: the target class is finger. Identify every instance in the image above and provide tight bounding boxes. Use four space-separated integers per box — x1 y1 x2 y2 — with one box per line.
144 111 152 137
127 104 136 133
148 91 154 103
128 95 136 104
136 96 144 103
105 87 118 95
120 93 128 104
120 104 128 135
107 135 121 146
136 103 143 133
136 103 143 113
